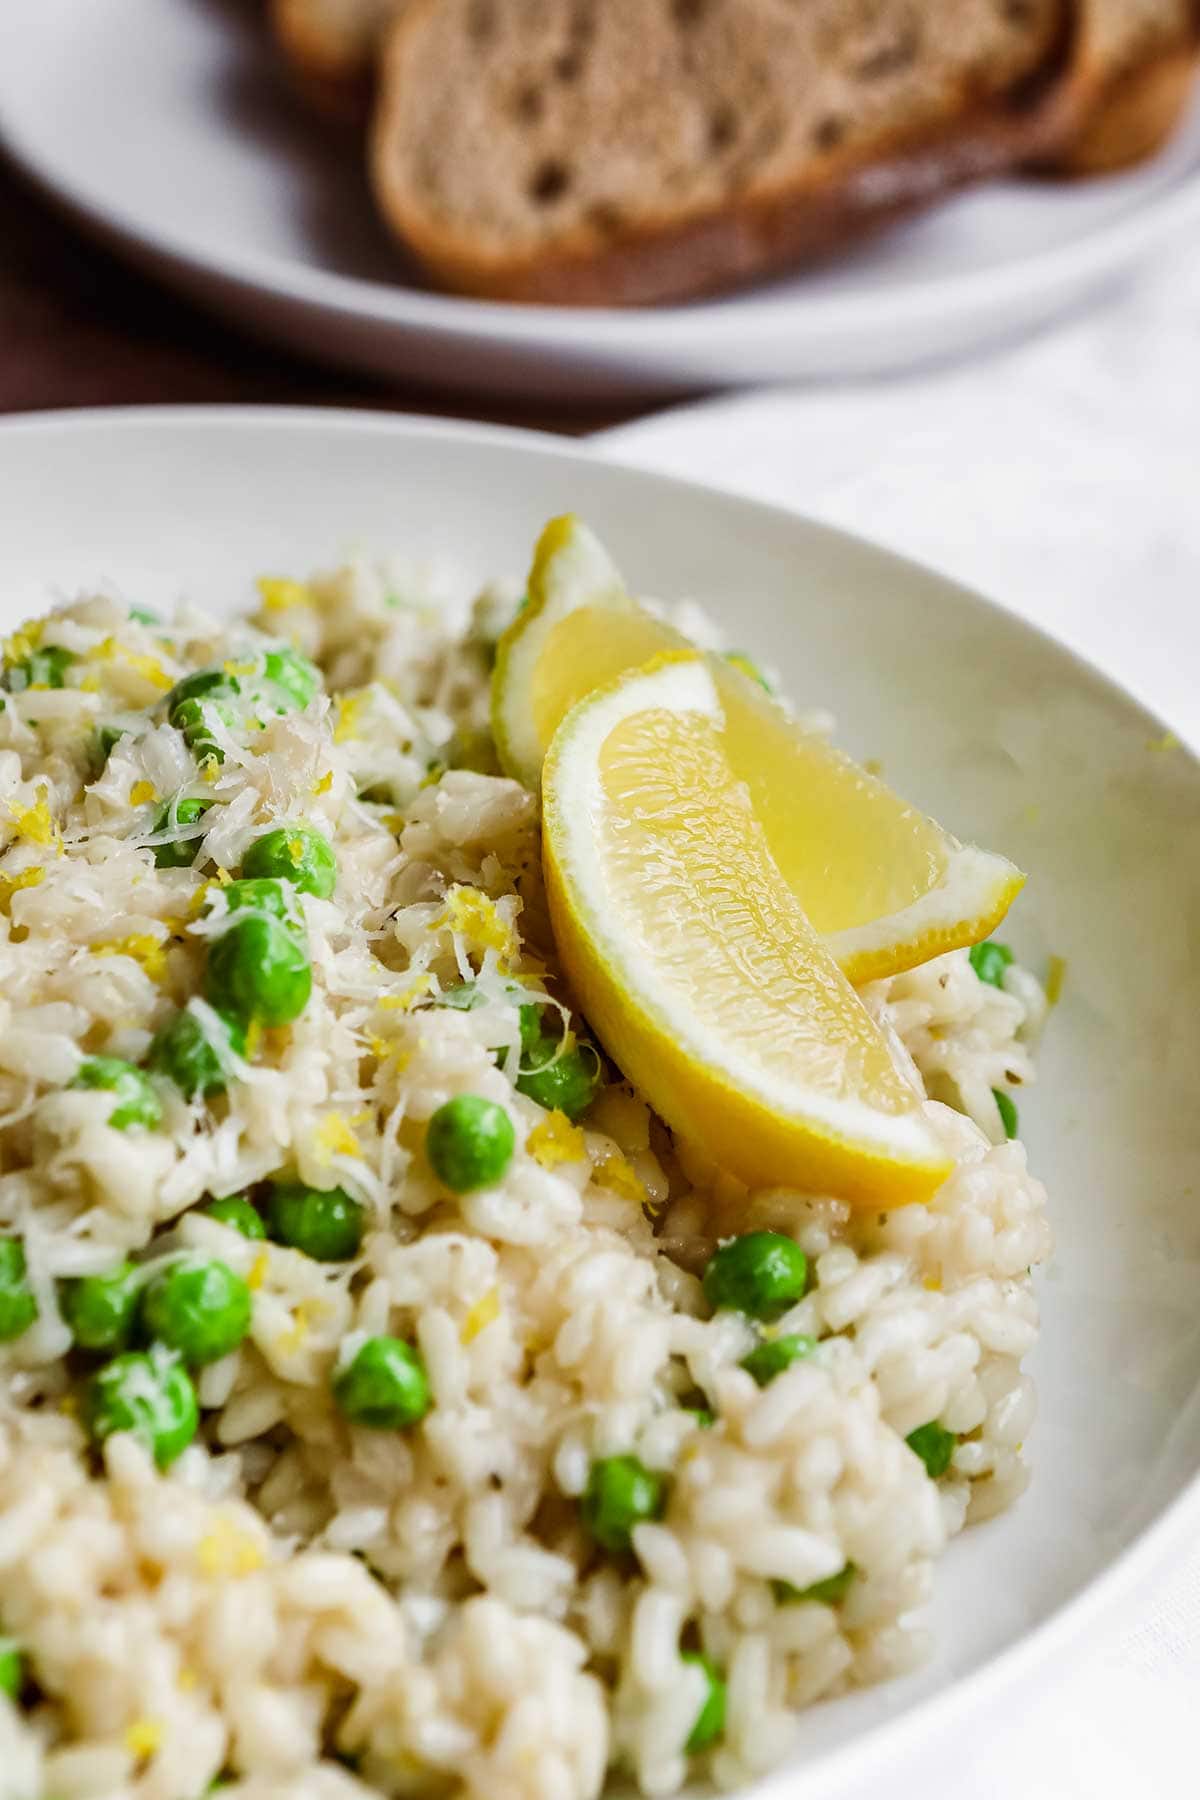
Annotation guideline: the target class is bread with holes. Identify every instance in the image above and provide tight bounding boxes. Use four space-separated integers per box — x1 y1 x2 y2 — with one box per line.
368 0 1079 306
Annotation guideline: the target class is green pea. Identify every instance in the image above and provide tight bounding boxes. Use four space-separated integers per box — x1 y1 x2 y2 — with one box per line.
215 878 303 933
683 1406 715 1430
969 940 1013 988
82 1349 198 1468
62 1261 142 1352
437 981 544 1056
906 1420 957 1479
242 826 337 899
205 915 312 1027
266 1182 364 1262
740 1333 816 1388
141 1258 252 1365
580 1455 667 1556
0 1637 24 1700
71 1056 162 1131
171 695 236 766
333 1335 431 1430
164 668 240 712
152 795 216 869
147 1006 246 1101
993 1088 1019 1140
200 1195 265 1240
723 650 772 693
682 1651 725 1753
0 1239 38 1342
773 1561 858 1607
426 1095 515 1193
96 722 134 762
515 1039 601 1121
5 646 77 692
702 1232 808 1322
262 647 320 712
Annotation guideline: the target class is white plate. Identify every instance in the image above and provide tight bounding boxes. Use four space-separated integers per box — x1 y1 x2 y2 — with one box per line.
3 0 1200 400
3 404 1200 1796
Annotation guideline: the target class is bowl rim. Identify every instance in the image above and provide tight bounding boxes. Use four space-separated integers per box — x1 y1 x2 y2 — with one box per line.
1 400 1197 1796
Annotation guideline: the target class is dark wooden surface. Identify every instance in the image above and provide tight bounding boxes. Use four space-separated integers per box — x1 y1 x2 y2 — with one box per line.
0 157 640 434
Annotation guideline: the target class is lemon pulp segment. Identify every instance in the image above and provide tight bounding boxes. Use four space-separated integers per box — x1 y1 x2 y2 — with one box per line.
543 657 953 1206
531 604 682 757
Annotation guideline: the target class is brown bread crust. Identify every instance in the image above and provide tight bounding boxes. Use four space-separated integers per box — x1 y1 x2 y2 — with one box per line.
1037 1 1200 175
269 0 386 120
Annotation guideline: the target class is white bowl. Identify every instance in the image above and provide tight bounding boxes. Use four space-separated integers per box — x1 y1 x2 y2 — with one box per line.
3 408 1199 1796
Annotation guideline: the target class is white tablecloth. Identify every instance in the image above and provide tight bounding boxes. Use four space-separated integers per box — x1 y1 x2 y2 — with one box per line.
596 248 1200 1799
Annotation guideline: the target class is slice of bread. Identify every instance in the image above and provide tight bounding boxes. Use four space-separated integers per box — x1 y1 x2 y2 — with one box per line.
270 0 405 116
1037 0 1199 174
369 0 1076 307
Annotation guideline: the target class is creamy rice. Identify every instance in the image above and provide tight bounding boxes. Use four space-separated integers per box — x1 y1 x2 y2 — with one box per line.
0 556 1050 1800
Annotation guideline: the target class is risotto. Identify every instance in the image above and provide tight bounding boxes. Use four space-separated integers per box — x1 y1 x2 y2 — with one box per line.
0 547 1050 1800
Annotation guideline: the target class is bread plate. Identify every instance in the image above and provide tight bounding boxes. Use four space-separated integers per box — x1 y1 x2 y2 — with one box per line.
2 0 1200 399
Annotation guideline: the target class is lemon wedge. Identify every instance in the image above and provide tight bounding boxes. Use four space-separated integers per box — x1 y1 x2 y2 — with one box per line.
542 654 954 1207
494 515 1023 984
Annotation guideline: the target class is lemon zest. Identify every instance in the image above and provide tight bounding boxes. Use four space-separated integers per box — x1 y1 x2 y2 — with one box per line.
246 1251 269 1291
276 1302 311 1354
124 1718 163 1760
177 1665 198 1692
196 1513 265 1578
257 577 311 614
312 769 334 796
78 674 101 694
6 788 58 848
526 1111 586 1169
2 619 45 664
0 865 45 913
333 691 368 744
593 1149 648 1207
922 1273 942 1292
435 886 518 972
93 934 167 983
460 1286 501 1344
120 648 172 690
202 760 221 786
379 975 433 1013
314 1111 363 1162
90 638 172 691
223 659 259 678
244 1020 263 1059
188 880 218 918
129 780 157 807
